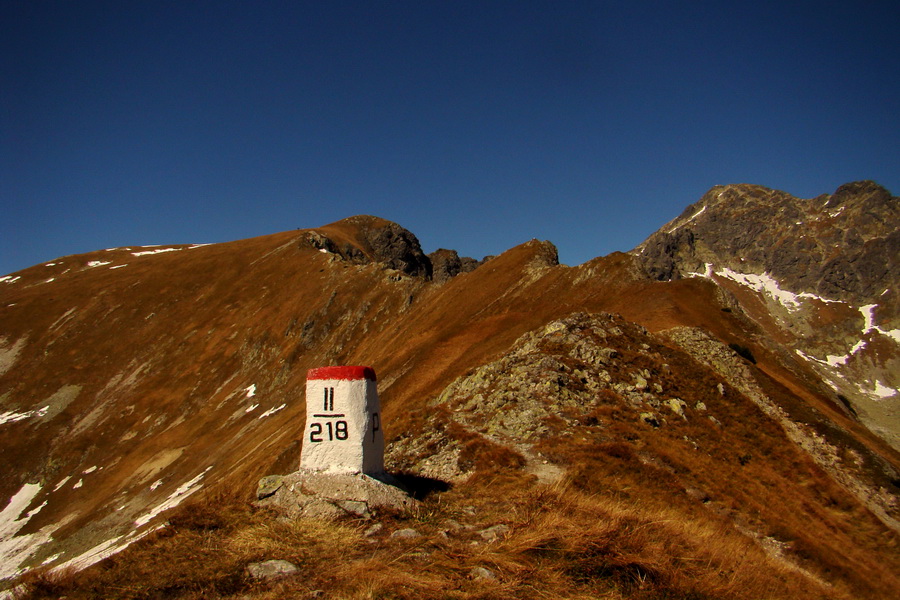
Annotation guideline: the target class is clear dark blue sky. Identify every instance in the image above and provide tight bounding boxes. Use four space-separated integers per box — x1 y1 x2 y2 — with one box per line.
3 1 898 275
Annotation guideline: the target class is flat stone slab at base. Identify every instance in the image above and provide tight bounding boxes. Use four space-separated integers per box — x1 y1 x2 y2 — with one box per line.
255 470 416 520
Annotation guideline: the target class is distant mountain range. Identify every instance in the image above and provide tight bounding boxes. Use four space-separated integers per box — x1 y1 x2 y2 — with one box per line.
1 182 897 598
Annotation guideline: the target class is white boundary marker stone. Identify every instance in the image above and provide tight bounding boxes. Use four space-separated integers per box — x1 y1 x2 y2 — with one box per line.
300 366 384 475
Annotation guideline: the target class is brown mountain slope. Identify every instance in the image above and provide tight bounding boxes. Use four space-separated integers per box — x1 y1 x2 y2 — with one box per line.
1 213 899 598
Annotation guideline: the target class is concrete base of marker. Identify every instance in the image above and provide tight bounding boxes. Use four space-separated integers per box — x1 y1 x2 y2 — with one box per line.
255 470 415 520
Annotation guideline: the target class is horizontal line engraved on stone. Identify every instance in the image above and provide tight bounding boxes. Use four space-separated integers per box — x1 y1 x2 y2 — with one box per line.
312 414 346 418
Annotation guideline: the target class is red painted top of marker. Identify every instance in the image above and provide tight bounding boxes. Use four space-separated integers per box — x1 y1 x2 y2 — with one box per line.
306 366 377 381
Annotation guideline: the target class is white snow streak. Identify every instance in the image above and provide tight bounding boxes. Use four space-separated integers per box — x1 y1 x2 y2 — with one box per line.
0 406 48 425
134 467 212 528
857 304 900 343
668 205 707 233
0 411 32 425
245 384 256 398
0 483 54 581
86 261 111 268
258 403 286 419
131 247 181 257
51 527 159 575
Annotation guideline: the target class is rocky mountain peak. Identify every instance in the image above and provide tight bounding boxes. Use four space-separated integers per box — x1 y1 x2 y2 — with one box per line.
301 215 433 278
633 181 899 452
635 181 898 306
827 180 893 209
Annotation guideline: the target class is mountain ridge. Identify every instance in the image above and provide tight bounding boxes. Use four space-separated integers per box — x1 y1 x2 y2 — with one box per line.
1 182 899 598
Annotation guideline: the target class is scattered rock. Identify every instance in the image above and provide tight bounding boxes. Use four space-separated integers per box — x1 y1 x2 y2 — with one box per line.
256 475 284 500
478 524 510 542
685 487 710 502
363 523 384 537
634 374 648 391
666 398 688 419
470 566 497 580
640 412 660 428
390 528 421 540
246 559 300 580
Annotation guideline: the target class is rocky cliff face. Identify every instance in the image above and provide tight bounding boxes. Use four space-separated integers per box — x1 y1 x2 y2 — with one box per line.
634 182 899 449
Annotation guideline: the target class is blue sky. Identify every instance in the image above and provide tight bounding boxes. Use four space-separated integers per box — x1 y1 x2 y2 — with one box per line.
2 1 898 275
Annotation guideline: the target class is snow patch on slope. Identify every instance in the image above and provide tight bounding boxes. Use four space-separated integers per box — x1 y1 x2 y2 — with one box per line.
134 467 212 528
715 268 806 311
690 265 899 403
131 247 181 257
0 483 55 581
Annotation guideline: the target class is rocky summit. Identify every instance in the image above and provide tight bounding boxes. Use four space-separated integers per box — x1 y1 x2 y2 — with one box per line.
636 181 900 449
0 183 898 599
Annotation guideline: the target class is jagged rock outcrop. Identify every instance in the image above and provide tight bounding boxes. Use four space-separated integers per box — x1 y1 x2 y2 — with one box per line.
357 217 432 278
303 216 433 278
428 249 484 283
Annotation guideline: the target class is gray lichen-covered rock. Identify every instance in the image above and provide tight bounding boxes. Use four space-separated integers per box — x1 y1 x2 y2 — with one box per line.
256 475 284 499
246 559 300 580
255 470 416 520
389 527 421 540
431 313 669 442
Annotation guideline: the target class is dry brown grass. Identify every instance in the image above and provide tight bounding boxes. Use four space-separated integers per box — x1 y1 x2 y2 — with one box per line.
13 476 865 600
